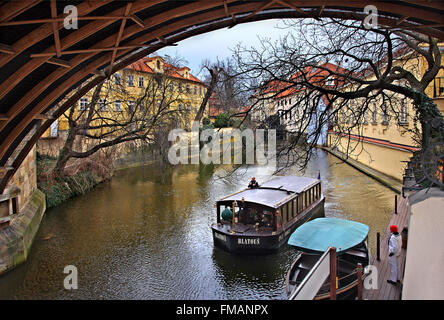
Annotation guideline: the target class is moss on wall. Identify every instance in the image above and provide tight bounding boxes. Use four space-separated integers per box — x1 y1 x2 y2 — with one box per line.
0 189 46 275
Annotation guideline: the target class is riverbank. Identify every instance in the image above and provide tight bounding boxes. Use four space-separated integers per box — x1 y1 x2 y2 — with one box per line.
321 146 403 194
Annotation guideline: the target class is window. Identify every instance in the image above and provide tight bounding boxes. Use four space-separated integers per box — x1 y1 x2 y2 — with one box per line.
399 99 408 125
98 99 107 111
115 100 122 112
381 105 389 125
178 83 183 93
128 100 135 113
199 87 202 95
186 84 190 93
178 104 182 111
371 103 378 124
114 73 121 85
169 83 174 92
282 205 287 225
363 107 369 124
433 77 444 98
156 60 160 70
194 105 198 113
128 75 134 86
138 77 144 87
325 76 335 87
186 104 191 111
79 98 89 110
194 86 197 94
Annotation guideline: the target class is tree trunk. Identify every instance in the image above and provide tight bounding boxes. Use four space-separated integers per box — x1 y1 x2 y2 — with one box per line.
194 67 220 123
52 125 78 177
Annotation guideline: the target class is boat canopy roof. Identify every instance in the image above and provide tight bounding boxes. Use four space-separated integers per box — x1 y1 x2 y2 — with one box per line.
219 176 319 209
287 218 369 253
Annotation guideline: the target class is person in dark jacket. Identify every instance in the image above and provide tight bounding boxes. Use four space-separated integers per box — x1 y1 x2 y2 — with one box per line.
248 177 259 188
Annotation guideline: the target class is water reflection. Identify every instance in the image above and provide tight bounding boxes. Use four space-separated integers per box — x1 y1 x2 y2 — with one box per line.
0 150 395 299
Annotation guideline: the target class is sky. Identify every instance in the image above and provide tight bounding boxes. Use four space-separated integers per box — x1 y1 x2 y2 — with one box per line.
157 19 292 78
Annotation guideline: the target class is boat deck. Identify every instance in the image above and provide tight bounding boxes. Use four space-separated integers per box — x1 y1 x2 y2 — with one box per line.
213 222 274 236
363 195 409 300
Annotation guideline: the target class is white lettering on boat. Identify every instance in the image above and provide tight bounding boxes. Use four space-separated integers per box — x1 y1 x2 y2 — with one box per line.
214 232 227 242
237 238 260 245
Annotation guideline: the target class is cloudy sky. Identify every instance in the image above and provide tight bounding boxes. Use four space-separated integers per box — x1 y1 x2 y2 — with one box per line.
157 19 291 78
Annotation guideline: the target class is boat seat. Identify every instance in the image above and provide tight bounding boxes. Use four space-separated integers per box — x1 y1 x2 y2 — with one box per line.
290 268 301 282
345 249 367 259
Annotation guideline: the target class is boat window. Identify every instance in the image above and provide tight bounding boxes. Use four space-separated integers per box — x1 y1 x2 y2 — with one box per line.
282 205 287 225
289 200 293 219
276 213 282 229
287 202 291 221
262 211 273 228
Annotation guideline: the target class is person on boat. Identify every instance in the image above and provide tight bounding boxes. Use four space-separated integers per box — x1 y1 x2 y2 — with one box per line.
387 225 403 285
221 206 233 221
262 212 272 228
238 207 247 224
248 177 259 188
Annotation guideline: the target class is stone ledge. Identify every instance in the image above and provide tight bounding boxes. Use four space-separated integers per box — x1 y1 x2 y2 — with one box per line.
322 146 403 194
0 189 46 275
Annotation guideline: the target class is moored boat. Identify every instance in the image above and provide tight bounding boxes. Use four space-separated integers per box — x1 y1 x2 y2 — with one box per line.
211 176 325 254
286 217 370 300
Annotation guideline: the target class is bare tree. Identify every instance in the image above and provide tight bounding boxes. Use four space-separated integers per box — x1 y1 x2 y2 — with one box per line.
231 18 443 171
53 66 185 177
195 58 250 123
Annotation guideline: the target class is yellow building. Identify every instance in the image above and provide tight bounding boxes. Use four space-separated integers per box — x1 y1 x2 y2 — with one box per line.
328 46 444 181
43 56 208 139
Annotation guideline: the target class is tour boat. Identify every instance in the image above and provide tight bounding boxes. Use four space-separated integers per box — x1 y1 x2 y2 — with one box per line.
211 176 325 254
286 217 370 300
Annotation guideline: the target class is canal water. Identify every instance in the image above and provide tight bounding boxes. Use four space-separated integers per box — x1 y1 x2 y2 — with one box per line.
0 149 396 299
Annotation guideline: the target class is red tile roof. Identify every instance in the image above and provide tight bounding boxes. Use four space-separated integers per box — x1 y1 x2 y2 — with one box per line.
125 56 204 85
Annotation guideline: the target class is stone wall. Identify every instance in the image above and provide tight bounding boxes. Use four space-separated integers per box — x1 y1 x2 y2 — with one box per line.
6 145 37 210
0 189 46 275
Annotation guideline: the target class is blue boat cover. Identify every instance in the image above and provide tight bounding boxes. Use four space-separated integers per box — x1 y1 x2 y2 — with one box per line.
287 218 369 253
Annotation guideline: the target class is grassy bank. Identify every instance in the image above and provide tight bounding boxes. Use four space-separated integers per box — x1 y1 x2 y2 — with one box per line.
38 171 103 208
36 153 109 208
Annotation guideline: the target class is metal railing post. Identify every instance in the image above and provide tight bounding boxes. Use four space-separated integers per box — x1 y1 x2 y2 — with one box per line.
357 263 363 300
329 247 337 300
377 232 381 261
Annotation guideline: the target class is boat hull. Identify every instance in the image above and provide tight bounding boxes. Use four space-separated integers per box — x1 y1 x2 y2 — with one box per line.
286 242 370 300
